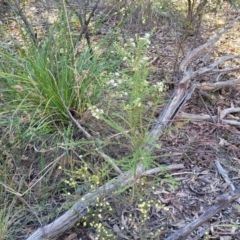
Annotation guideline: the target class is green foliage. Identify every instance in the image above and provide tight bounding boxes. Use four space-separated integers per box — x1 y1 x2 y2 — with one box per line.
0 15 121 139
102 33 164 149
0 2 171 239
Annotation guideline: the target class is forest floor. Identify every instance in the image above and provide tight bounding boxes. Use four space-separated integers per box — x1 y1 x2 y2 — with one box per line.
1 1 240 240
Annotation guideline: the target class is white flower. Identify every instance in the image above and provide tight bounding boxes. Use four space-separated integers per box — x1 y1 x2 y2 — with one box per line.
155 82 165 92
144 33 150 39
130 42 136 47
89 105 104 119
139 34 151 45
106 79 118 87
133 98 141 107
140 56 149 64
133 67 139 71
109 79 115 84
142 56 149 61
117 79 123 84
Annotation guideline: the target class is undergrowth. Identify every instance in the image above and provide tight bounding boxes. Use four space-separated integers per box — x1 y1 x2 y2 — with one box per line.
0 1 176 239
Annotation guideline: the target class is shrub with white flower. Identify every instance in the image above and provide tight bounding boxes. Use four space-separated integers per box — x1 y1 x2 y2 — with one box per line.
103 32 165 147
133 97 142 108
139 33 151 46
140 56 150 64
88 105 104 119
106 79 118 87
105 72 126 89
154 82 167 93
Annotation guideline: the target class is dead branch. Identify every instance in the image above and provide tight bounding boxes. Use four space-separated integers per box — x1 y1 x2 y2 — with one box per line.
176 112 240 126
74 0 100 55
7 0 37 44
215 160 240 204
179 16 240 73
26 164 184 240
220 105 240 120
212 66 240 73
180 54 240 87
165 188 240 240
197 78 240 91
148 17 240 147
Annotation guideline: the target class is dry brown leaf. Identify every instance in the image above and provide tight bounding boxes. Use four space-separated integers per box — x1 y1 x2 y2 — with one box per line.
171 199 183 212
64 233 77 240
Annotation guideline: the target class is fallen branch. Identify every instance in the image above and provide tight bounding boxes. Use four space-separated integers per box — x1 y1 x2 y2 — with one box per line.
197 78 240 91
219 105 240 120
179 16 240 73
176 112 240 126
215 160 240 204
148 17 240 146
165 188 240 240
26 164 184 240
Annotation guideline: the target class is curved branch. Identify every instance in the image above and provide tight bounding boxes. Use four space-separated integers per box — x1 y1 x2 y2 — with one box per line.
179 16 240 73
220 106 240 120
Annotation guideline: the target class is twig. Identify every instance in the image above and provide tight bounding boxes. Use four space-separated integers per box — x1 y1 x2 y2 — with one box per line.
198 91 215 123
215 160 240 204
60 94 92 140
9 0 37 44
197 78 240 91
212 66 240 73
142 164 185 176
165 188 240 240
96 150 124 175
176 112 240 126
74 0 100 55
219 106 240 120
180 54 240 86
59 94 123 175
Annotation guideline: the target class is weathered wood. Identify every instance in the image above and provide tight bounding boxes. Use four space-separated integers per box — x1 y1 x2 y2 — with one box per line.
165 188 240 240
197 78 240 90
